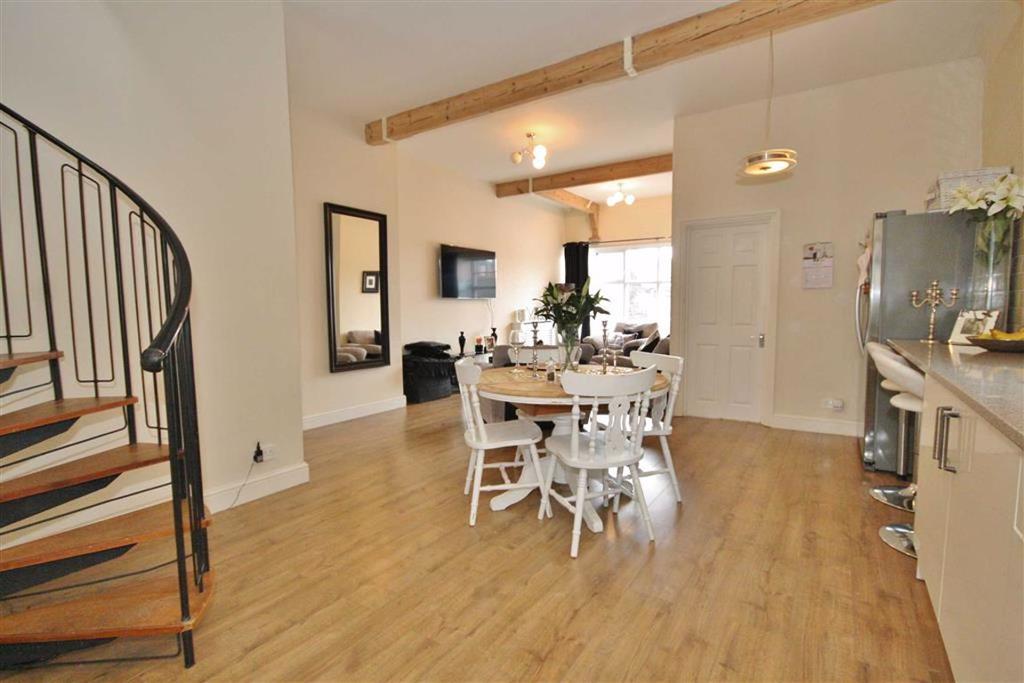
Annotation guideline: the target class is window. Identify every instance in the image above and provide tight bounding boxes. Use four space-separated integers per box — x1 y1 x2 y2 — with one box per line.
589 242 672 333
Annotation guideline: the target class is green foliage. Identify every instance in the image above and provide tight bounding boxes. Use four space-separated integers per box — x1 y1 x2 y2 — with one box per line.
533 279 609 336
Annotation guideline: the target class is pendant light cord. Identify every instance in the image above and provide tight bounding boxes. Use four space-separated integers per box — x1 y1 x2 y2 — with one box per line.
765 31 774 147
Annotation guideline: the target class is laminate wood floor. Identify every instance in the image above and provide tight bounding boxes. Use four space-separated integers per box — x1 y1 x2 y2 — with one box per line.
2 398 951 681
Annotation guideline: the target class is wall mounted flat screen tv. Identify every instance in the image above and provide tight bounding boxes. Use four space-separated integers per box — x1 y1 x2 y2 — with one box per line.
439 244 496 299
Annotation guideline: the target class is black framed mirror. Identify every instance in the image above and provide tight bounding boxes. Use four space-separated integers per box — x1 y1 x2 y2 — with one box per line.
324 203 390 373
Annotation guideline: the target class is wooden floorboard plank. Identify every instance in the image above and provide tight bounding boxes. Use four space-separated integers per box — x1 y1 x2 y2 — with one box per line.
0 398 952 681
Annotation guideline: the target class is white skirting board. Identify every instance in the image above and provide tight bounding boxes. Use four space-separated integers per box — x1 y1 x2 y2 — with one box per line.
205 461 310 513
765 413 862 437
302 395 407 431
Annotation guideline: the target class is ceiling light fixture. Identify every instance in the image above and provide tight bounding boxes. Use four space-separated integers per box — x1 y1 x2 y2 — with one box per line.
743 31 797 176
606 183 636 207
510 132 549 170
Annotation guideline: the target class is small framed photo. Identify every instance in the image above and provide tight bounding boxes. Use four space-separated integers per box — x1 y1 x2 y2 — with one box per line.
361 271 379 294
948 309 999 345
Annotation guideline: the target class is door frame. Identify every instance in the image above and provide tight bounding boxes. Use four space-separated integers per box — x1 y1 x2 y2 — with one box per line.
673 210 781 423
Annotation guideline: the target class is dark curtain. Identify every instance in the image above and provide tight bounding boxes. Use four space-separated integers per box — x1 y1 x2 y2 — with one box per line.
563 241 591 338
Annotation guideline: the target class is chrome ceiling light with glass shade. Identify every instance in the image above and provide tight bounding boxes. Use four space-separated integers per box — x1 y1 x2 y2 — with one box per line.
743 31 797 177
510 132 548 170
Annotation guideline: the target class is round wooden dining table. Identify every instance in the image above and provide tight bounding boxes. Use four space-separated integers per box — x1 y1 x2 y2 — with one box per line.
476 365 669 533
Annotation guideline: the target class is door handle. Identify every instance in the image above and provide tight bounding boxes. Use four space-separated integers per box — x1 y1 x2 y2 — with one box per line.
933 406 951 461
748 333 766 348
938 409 960 473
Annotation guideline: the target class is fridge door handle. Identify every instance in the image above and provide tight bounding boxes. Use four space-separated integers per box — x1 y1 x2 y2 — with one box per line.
854 283 867 354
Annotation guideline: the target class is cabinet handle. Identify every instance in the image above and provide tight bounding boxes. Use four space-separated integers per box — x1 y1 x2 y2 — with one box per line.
938 410 960 473
933 406 952 463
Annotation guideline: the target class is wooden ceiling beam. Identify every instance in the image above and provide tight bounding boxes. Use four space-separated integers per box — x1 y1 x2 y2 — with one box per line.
537 189 599 214
364 0 885 145
494 153 672 198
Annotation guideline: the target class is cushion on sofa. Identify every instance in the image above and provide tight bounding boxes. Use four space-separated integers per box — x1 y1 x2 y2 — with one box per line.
622 338 645 354
347 330 376 345
640 331 661 353
653 335 671 355
622 322 658 340
337 346 369 362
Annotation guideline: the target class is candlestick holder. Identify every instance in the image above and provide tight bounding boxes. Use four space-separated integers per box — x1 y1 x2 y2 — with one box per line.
910 280 958 344
530 321 540 378
599 320 610 374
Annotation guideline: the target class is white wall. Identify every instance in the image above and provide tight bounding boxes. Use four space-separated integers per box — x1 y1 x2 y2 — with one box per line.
397 156 564 349
982 12 1023 172
0 0 307 517
287 101 405 430
672 59 984 434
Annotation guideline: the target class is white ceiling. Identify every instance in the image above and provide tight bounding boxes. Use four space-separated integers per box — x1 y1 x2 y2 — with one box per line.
285 0 1018 189
571 172 674 203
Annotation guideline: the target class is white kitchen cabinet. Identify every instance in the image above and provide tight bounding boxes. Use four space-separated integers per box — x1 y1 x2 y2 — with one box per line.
916 375 1024 682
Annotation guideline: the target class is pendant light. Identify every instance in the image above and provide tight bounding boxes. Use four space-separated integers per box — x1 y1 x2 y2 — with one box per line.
606 183 636 207
743 32 797 176
510 132 549 170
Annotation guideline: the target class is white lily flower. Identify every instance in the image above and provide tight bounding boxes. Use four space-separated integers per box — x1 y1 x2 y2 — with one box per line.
986 173 1024 218
947 173 1023 217
967 187 988 210
948 184 977 214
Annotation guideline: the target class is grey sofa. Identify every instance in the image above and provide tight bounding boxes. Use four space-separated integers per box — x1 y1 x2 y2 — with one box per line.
581 322 662 368
492 344 596 367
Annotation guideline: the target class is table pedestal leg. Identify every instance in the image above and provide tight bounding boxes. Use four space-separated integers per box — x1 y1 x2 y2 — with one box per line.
489 414 603 533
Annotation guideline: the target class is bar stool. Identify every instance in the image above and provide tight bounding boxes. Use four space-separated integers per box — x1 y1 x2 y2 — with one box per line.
871 353 925 558
865 343 916 510
866 342 907 393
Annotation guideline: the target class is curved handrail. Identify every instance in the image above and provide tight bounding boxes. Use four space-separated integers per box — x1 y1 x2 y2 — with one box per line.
0 103 191 372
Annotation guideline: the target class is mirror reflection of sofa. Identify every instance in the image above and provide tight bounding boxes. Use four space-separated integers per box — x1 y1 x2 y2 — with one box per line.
336 329 383 364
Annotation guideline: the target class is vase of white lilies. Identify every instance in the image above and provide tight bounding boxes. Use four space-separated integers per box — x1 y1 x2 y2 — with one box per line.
949 173 1023 311
534 280 608 371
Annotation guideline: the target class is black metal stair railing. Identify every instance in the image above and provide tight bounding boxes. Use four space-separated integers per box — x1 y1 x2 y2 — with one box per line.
0 103 209 668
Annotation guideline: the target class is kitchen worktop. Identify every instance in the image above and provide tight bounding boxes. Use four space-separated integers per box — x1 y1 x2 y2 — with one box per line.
888 339 1024 449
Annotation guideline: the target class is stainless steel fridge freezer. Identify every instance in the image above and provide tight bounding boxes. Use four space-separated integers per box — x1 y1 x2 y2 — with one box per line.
855 210 975 473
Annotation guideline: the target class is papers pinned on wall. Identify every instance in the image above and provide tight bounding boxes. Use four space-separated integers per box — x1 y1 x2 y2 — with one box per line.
802 241 834 289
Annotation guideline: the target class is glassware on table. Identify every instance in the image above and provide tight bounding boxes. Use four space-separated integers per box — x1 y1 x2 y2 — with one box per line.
508 330 526 374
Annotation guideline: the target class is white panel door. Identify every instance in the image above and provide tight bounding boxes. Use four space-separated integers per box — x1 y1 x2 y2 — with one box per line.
684 220 768 422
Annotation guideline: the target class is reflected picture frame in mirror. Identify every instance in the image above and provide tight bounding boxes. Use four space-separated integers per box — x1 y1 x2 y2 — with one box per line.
324 202 390 373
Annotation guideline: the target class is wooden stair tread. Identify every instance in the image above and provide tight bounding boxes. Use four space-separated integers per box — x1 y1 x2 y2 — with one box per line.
0 443 169 503
0 571 215 643
0 501 210 572
0 396 137 437
0 351 63 370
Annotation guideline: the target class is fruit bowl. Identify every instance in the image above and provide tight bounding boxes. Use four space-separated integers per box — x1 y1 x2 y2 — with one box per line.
966 336 1024 352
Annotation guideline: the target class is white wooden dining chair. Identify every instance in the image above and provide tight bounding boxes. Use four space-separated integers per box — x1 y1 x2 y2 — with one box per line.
543 366 657 557
622 350 684 503
455 358 549 526
512 346 575 458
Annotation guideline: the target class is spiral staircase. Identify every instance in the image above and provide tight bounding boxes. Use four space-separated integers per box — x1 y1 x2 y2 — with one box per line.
0 104 211 669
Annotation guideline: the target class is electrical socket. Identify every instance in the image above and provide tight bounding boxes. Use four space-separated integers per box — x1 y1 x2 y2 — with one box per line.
823 398 845 412
252 442 276 464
